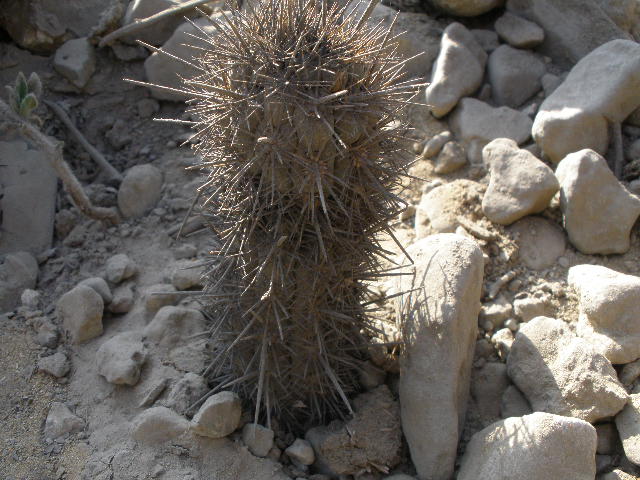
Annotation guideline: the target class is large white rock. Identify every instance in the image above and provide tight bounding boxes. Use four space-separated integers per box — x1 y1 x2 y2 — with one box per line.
457 412 597 480
616 391 640 466
507 316 628 423
96 332 148 386
481 138 558 225
57 284 104 344
427 0 504 17
555 149 640 255
131 406 190 444
569 265 640 364
191 391 242 438
532 40 640 163
487 45 545 108
117 164 163 218
425 23 487 118
398 234 483 480
506 0 627 67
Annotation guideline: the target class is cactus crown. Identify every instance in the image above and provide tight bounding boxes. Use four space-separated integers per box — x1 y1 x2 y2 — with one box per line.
5 72 42 123
162 0 420 429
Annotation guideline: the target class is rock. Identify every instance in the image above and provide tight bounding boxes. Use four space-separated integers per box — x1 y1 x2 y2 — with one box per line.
118 164 163 218
507 316 628 423
513 295 553 322
111 43 148 62
481 138 558 225
38 352 70 378
33 318 59 348
555 149 640 254
53 38 95 88
191 391 242 438
144 16 220 100
144 306 206 347
616 392 640 465
171 261 204 290
105 254 138 284
0 136 57 257
487 45 546 108
533 40 640 163
397 234 483 480
44 402 84 440
285 439 315 466
479 296 513 330
359 361 386 390
425 23 487 118
491 328 514 359
96 333 147 386
57 284 104 344
470 362 510 427
414 180 484 237
541 73 562 97
596 423 619 455
471 29 499 52
569 265 640 364
494 12 544 48
434 141 467 174
105 119 132 150
143 283 180 312
138 378 169 408
131 406 190 444
173 243 198 259
107 285 135 314
620 360 640 386
306 385 402 476
165 373 208 415
458 412 597 480
0 251 38 312
243 423 275 458
506 0 627 67
594 0 640 40
420 131 453 159
449 98 533 149
78 277 112 305
21 289 40 310
602 470 638 480
427 0 504 16
501 385 532 418
168 338 208 373
508 217 565 270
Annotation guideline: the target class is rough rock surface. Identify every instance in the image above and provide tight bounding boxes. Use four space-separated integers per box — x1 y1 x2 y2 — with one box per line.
78 277 112 305
533 40 640 163
569 265 640 364
555 149 640 254
38 352 70 378
397 234 483 480
469 362 510 428
53 37 95 88
57 284 104 344
242 423 275 458
507 316 628 423
165 373 209 415
0 251 39 313
285 439 315 466
306 385 402 476
117 164 164 218
425 23 487 118
487 45 545 107
494 12 544 48
105 253 138 284
130 406 190 444
43 402 84 440
428 0 504 17
434 141 467 174
508 217 565 270
500 385 532 418
96 333 147 386
481 138 558 224
143 283 180 312
506 0 627 67
457 412 597 480
144 306 206 348
616 391 640 465
191 391 242 438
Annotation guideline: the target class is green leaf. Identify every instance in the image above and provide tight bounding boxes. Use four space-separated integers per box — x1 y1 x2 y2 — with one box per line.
27 72 42 98
15 72 27 101
19 92 38 118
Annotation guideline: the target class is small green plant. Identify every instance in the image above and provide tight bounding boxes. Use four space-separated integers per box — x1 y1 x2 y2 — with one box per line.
5 72 42 124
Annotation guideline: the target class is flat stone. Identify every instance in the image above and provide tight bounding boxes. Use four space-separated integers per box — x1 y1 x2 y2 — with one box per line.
494 12 544 48
191 391 242 438
57 284 104 344
487 45 546 108
508 217 565 270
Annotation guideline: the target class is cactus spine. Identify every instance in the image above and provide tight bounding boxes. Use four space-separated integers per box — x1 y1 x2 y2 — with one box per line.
176 0 419 429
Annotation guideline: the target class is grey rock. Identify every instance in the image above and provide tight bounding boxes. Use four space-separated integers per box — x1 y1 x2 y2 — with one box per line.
470 362 510 427
243 423 275 458
285 439 315 466
20 289 40 310
107 284 134 314
616 392 640 465
513 295 553 322
507 316 628 423
501 385 532 418
541 73 562 97
53 38 95 88
143 283 180 312
427 0 505 16
171 261 204 290
491 328 514 359
165 373 208 415
494 12 544 48
173 243 198 259
131 406 189 444
601 469 638 480
38 352 70 378
481 138 558 225
458 412 597 480
0 251 38 313
425 23 487 118
420 131 452 159
619 359 640 386
555 149 640 254
533 40 640 163
569 265 640 364
44 402 84 440
105 253 138 284
136 98 160 118
96 333 147 386
33 317 59 348
397 234 483 480
596 423 619 455
138 378 169 408
191 391 242 438
487 45 546 108
57 284 103 344
434 141 467 174
508 217 565 270
118 164 163 218
78 277 112 304
594 0 640 40
144 306 206 348
471 29 499 52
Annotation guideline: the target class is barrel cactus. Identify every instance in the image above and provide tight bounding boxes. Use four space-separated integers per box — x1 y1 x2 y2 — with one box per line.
165 0 420 429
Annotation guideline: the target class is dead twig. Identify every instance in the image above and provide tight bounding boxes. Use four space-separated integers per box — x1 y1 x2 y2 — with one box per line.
0 99 121 225
98 0 222 48
44 100 123 183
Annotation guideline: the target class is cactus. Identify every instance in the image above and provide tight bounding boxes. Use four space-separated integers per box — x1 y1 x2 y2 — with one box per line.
169 0 420 429
5 72 42 124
